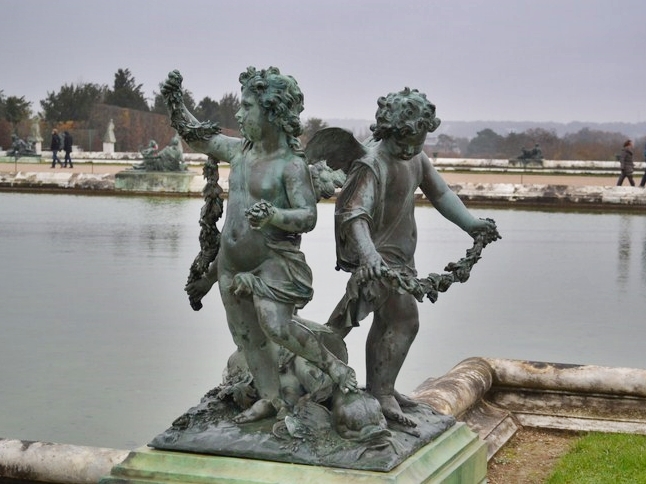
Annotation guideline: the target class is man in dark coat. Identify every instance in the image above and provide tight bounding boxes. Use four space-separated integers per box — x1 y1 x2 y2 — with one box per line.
617 139 635 186
50 129 62 168
63 131 73 168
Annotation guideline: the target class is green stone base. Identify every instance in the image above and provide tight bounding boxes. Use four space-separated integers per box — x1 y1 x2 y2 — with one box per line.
114 171 196 193
99 423 486 484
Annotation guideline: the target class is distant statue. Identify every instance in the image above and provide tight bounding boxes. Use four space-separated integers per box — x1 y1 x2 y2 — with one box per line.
512 143 544 166
103 119 116 143
7 134 37 160
140 139 159 158
133 135 186 171
28 117 43 143
9 134 28 153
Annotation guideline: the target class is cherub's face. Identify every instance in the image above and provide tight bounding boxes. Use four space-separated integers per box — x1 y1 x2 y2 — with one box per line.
383 131 427 160
235 90 267 142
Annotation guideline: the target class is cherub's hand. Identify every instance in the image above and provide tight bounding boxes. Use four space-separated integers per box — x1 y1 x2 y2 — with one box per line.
161 70 183 99
469 217 501 244
185 276 214 300
245 200 276 230
357 252 388 284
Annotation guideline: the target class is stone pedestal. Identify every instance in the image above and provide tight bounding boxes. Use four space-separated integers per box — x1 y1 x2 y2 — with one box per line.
103 142 115 153
115 171 196 194
99 423 486 484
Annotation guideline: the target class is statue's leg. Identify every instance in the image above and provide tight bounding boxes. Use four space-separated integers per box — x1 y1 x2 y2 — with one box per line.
219 274 280 404
254 296 357 394
366 292 420 426
326 294 354 338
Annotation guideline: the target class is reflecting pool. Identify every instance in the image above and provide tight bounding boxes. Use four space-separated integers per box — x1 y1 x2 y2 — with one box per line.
1 192 644 449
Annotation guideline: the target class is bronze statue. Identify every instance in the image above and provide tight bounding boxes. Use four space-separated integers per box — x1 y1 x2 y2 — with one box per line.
308 88 500 428
512 143 544 166
161 68 357 425
7 134 37 160
151 76 498 470
132 135 186 171
140 139 159 158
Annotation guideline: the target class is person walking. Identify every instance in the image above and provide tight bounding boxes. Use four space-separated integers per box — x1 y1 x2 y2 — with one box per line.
50 129 62 168
616 139 635 186
62 131 73 168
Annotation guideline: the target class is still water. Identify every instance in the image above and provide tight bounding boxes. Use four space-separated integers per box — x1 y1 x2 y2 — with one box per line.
1 192 645 450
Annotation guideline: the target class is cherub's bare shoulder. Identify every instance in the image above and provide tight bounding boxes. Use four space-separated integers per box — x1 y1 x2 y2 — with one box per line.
418 150 435 171
219 136 245 159
284 152 309 170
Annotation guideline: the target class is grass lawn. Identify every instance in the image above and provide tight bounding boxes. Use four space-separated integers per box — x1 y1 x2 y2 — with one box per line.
546 432 646 483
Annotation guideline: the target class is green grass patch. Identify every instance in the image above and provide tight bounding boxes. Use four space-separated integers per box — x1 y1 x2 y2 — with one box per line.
546 432 646 483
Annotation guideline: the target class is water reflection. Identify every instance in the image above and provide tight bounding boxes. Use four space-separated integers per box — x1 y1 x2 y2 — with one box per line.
617 215 631 286
616 214 646 288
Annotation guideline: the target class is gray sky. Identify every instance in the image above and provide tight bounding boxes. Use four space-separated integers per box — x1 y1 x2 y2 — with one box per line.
2 0 645 123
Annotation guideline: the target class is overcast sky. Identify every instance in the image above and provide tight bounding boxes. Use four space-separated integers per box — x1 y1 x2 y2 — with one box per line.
2 0 645 123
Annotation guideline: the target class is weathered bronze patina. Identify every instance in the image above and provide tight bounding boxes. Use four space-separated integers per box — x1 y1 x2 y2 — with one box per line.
7 134 38 160
510 143 544 166
309 88 500 430
151 72 499 470
132 134 186 172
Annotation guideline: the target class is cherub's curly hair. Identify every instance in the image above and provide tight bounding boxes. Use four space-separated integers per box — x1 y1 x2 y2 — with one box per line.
239 66 304 152
370 87 441 141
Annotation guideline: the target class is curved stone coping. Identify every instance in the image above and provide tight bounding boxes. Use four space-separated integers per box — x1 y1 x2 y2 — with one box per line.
0 439 129 483
486 358 646 396
412 357 494 417
412 357 646 459
413 357 646 415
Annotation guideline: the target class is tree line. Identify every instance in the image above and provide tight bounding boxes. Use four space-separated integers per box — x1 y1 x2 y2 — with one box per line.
0 68 328 152
428 128 646 161
1 68 642 159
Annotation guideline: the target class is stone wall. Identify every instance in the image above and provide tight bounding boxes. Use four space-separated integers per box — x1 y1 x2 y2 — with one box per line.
0 150 208 165
2 169 645 208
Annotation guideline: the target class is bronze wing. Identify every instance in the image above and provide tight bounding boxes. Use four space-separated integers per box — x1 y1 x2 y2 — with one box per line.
305 127 368 174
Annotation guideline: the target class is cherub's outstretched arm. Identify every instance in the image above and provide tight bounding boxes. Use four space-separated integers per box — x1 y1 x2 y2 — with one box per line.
161 70 239 161
419 152 494 235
